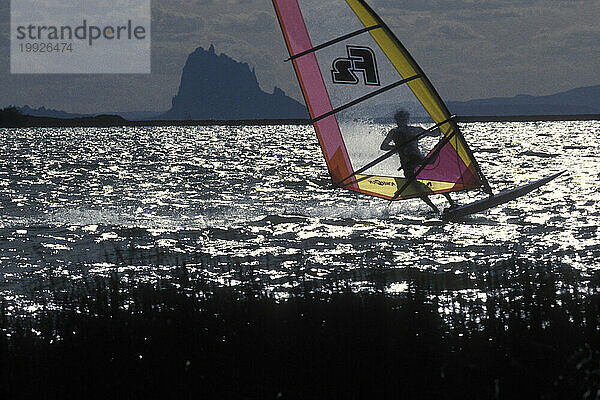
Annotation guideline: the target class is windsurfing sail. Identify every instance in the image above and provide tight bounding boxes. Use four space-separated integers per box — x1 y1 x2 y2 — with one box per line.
272 0 493 200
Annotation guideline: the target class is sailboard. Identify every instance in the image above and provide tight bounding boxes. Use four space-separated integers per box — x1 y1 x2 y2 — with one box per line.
441 170 566 220
271 0 563 215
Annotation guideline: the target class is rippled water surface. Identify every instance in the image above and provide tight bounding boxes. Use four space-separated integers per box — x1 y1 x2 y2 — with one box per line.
1 122 598 299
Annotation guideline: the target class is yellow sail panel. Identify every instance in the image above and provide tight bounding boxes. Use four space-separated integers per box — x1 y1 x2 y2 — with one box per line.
355 174 460 200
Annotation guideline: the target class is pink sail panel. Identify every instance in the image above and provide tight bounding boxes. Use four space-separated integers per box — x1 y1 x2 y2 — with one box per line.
273 0 356 186
418 141 479 188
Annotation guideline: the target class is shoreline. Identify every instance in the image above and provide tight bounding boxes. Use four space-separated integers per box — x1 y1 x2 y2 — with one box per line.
0 114 312 128
1 113 599 128
455 114 600 122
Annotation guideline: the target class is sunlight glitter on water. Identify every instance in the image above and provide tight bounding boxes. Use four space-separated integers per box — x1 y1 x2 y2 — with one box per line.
0 122 598 299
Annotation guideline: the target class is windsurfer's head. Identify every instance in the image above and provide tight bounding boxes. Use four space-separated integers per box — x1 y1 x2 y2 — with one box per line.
394 109 410 126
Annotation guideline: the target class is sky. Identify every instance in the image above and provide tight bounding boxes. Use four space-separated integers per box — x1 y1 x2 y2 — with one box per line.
0 0 599 113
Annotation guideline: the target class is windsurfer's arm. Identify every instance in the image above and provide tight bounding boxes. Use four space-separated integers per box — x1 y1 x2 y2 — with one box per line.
380 130 396 151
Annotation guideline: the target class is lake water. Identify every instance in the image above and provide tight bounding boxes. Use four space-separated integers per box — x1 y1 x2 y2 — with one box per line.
0 121 598 305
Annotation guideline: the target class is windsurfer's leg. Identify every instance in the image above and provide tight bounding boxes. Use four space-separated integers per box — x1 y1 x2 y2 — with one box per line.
403 169 440 213
421 195 439 213
443 192 458 207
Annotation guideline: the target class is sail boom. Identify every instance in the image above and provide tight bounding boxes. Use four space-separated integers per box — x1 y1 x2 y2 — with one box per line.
336 115 458 187
338 149 396 186
391 131 457 201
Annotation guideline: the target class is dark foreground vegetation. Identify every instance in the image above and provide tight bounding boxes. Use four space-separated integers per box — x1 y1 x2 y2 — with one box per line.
1 258 599 400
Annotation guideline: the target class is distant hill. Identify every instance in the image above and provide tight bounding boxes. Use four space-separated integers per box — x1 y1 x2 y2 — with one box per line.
448 85 600 116
17 105 93 119
0 107 130 128
161 45 308 120
0 106 309 128
15 106 163 121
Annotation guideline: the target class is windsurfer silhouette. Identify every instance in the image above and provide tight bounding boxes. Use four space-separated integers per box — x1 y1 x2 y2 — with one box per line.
381 110 458 213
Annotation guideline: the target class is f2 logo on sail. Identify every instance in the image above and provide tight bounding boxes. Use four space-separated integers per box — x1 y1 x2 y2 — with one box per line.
331 46 380 86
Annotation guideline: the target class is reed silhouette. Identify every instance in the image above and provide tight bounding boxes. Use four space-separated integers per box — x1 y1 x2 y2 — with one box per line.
1 247 599 400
